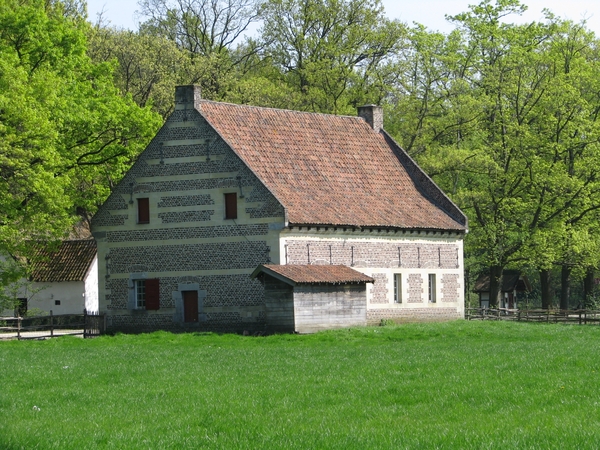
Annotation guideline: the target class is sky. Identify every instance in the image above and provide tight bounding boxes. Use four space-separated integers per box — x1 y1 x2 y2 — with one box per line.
86 0 600 35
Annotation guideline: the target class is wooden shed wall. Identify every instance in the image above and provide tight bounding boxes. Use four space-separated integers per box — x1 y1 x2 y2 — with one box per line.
264 278 295 333
293 284 367 333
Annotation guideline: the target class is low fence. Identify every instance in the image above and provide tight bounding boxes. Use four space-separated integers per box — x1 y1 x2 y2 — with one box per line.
466 308 600 324
0 309 106 340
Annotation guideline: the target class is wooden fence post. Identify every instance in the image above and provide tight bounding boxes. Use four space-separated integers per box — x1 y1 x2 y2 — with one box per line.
50 310 54 338
17 316 21 340
83 309 87 339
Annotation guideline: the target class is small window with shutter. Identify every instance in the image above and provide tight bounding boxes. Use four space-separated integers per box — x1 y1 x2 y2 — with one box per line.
134 279 160 310
137 198 150 224
224 193 237 219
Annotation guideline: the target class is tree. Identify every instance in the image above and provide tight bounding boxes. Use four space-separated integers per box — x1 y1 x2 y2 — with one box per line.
88 26 189 118
386 1 600 308
259 0 404 113
138 0 261 58
0 0 161 258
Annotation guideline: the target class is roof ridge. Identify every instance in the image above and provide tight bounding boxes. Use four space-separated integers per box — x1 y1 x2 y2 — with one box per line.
198 99 365 122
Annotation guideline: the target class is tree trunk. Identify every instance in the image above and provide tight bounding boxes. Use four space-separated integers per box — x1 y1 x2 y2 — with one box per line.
489 265 503 308
540 269 553 309
583 268 595 308
560 265 571 310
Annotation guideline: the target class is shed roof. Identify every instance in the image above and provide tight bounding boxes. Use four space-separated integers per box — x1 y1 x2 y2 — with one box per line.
251 264 374 286
29 240 97 282
197 99 467 231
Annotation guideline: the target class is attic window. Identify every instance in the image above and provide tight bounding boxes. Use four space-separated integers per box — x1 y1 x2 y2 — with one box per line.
137 198 150 224
224 193 237 219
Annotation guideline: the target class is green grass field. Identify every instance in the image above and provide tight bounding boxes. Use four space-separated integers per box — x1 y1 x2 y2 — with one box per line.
1 321 600 449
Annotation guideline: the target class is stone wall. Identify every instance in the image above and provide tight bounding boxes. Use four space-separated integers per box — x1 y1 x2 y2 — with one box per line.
93 97 285 333
281 230 465 322
285 239 460 269
367 307 461 324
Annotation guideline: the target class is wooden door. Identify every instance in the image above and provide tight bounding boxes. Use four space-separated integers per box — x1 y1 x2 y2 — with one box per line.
183 291 198 323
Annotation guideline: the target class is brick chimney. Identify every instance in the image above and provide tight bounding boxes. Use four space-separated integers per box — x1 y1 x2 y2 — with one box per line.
357 105 383 133
175 85 202 110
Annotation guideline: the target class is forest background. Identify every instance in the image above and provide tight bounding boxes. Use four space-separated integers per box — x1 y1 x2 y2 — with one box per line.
2 0 600 311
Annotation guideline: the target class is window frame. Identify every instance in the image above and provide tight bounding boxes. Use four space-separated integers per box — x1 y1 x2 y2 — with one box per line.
132 278 160 310
137 197 150 224
428 274 437 303
135 279 146 308
394 273 402 304
224 192 237 219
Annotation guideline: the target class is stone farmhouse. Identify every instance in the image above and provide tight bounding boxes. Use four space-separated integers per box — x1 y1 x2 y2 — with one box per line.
91 85 468 333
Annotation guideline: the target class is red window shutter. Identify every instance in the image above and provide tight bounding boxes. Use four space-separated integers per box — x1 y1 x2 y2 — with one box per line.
145 278 160 310
224 193 237 219
138 198 150 224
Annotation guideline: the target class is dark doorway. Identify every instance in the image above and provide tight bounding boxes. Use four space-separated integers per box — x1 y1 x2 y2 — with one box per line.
183 291 198 323
16 298 27 317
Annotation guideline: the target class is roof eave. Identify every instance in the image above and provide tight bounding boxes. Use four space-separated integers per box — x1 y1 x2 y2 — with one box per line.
286 222 467 234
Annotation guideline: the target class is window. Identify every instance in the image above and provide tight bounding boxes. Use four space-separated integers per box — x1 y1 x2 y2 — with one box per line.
224 193 237 219
54 300 61 306
394 274 402 304
134 279 160 310
429 274 437 303
137 198 150 224
135 280 146 308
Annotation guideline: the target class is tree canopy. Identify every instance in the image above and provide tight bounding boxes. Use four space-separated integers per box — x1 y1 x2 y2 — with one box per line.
0 0 161 256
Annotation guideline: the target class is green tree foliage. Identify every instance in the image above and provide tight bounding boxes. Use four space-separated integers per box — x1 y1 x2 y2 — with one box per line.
135 0 263 101
386 0 600 307
259 0 404 113
0 0 161 257
88 26 189 118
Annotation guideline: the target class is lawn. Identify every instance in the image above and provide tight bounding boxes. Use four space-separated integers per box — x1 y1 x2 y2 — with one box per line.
1 321 599 449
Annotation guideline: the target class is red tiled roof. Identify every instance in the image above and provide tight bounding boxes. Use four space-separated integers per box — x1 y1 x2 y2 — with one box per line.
30 240 97 282
251 264 374 285
197 101 466 230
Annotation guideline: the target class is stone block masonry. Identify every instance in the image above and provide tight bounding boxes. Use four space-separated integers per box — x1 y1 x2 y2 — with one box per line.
442 274 460 302
106 274 264 310
286 240 459 269
93 101 285 333
108 241 270 273
283 234 463 310
407 274 423 303
370 273 389 304
367 307 461 324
